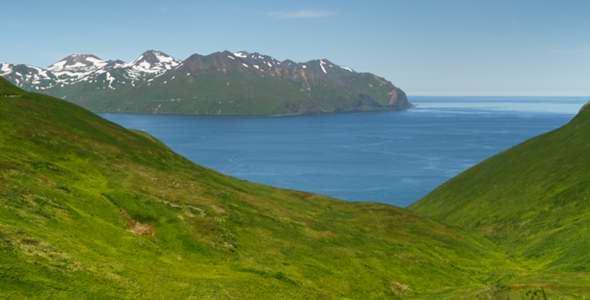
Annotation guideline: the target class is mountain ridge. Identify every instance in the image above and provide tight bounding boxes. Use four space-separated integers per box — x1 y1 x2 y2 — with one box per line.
0 50 410 116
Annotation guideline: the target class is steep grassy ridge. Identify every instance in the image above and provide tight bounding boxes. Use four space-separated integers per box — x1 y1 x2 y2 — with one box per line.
0 78 508 299
412 102 590 274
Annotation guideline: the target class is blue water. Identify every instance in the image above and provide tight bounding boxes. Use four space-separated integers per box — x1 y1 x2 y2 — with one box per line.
102 96 587 207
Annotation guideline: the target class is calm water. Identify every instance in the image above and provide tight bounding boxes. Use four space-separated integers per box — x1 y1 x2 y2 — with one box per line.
102 96 587 207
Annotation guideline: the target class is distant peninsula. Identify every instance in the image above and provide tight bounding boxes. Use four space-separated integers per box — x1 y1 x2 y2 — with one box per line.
0 50 410 116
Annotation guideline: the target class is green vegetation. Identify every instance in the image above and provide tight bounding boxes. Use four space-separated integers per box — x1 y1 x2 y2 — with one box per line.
45 61 409 116
411 102 590 296
0 78 588 299
3 51 410 116
0 78 504 298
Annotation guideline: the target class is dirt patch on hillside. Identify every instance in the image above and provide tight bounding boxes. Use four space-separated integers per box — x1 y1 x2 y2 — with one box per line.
121 210 155 236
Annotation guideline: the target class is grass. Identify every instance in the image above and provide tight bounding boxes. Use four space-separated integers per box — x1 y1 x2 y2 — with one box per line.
0 78 513 298
1 77 588 299
411 101 590 294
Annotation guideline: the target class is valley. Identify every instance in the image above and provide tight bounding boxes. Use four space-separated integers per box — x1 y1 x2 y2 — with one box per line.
0 76 588 299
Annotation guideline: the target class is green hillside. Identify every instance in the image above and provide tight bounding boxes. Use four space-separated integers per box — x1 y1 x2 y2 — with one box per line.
412 102 590 274
68 67 407 116
3 77 590 299
47 56 410 116
0 78 517 299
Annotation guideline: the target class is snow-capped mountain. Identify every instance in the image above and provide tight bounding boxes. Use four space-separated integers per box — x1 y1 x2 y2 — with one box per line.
48 54 107 79
127 50 180 77
0 50 409 115
1 50 180 90
72 50 180 90
0 63 56 90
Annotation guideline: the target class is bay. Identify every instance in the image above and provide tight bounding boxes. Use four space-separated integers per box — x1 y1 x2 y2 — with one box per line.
102 96 586 206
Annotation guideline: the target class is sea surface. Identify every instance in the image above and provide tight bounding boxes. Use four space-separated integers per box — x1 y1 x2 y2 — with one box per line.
102 96 587 207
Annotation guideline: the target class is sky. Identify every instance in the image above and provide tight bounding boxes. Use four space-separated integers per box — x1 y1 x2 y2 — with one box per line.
1 0 589 96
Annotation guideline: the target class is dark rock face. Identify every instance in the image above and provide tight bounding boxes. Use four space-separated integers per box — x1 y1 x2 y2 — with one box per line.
136 50 164 65
1 50 410 115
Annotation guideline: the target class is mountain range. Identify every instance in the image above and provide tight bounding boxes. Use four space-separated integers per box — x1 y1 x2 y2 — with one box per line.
0 50 410 115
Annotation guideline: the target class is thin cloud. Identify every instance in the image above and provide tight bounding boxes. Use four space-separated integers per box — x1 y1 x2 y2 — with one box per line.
268 10 336 19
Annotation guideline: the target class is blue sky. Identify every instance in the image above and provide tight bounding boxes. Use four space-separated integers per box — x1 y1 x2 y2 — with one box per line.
1 0 589 96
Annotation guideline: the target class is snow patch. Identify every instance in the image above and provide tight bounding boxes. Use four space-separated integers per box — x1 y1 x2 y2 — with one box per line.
234 51 248 58
0 64 13 75
342 66 354 72
320 60 327 74
106 72 115 89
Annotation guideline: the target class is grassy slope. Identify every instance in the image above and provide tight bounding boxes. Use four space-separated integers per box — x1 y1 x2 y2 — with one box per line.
0 78 514 299
43 69 407 116
411 103 590 294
